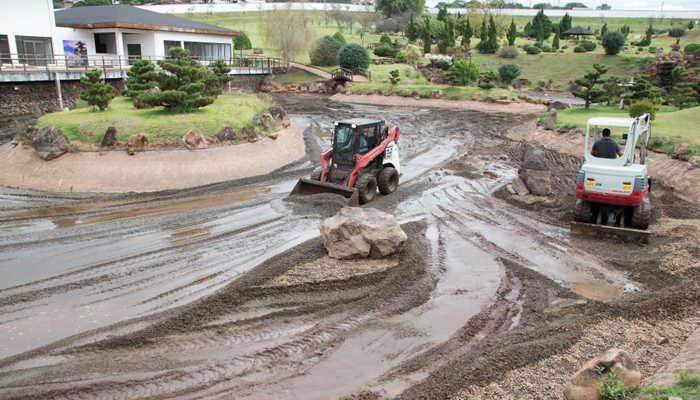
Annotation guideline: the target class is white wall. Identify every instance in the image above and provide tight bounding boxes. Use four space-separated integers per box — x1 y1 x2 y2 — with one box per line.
53 27 95 58
0 0 56 55
121 29 156 58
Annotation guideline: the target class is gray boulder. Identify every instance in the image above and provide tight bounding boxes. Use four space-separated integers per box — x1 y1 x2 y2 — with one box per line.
549 100 569 110
101 126 117 147
32 126 69 160
260 74 274 92
519 169 551 196
134 87 160 109
320 207 407 260
216 126 237 142
521 144 549 171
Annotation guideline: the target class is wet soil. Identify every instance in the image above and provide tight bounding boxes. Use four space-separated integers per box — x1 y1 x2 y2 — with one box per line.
0 94 698 400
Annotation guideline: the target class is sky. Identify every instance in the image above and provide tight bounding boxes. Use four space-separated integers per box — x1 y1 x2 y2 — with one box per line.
506 0 700 10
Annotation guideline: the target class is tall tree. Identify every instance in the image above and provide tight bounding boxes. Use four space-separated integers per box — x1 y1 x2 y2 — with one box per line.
259 3 313 70
552 25 560 49
375 0 425 17
80 69 114 111
573 64 608 109
405 15 419 42
460 18 473 46
421 15 432 54
488 15 499 53
480 16 488 42
644 23 653 44
560 12 572 32
602 76 623 106
600 22 608 37
669 28 686 44
507 18 517 46
531 9 553 40
123 59 157 100
437 5 448 21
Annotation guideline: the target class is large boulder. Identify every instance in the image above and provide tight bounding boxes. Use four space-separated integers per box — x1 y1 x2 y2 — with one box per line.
521 144 549 171
239 127 259 142
564 349 642 400
216 126 237 142
101 126 117 147
182 129 208 150
549 100 569 110
320 207 407 260
32 126 69 160
133 87 160 109
126 133 149 155
545 108 558 126
260 74 275 92
519 169 551 196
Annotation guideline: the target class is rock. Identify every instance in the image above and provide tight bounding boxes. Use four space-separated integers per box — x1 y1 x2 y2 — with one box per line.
182 129 208 150
471 92 479 101
335 84 345 93
356 86 363 95
299 82 309 92
520 169 551 196
216 126 237 142
134 87 160 109
481 96 495 103
126 133 149 155
239 127 259 142
253 48 264 55
546 108 557 126
511 178 529 196
657 336 669 345
260 74 275 92
267 105 289 126
429 90 441 99
269 131 279 140
564 349 642 400
668 397 682 400
411 90 420 100
506 184 517 195
549 100 569 110
32 126 70 160
385 85 393 96
518 78 532 86
521 144 549 171
689 156 700 167
518 94 536 104
206 136 219 145
258 113 276 132
500 94 508 100
673 143 690 158
320 207 407 260
513 97 521 103
101 126 117 147
10 137 20 146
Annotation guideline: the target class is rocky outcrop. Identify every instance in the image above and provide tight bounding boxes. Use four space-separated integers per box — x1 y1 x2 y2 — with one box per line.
101 126 117 147
182 129 208 150
259 75 275 92
126 133 149 155
239 127 259 142
134 87 160 109
216 126 237 142
320 207 407 259
519 144 551 196
32 126 70 160
564 349 642 400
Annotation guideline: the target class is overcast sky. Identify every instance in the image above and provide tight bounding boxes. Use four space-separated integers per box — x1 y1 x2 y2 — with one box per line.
507 0 700 10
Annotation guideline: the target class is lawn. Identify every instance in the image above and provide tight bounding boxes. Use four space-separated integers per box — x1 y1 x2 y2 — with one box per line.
272 68 323 85
36 93 271 145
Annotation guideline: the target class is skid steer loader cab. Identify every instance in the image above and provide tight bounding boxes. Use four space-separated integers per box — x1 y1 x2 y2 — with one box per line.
571 114 652 242
289 118 401 206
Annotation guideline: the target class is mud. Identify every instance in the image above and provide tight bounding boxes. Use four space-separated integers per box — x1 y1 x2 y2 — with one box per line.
0 95 699 400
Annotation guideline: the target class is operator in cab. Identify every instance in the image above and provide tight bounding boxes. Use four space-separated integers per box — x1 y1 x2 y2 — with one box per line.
591 128 623 159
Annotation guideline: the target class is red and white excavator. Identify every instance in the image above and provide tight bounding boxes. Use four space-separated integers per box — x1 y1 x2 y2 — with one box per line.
290 118 401 206
571 114 652 242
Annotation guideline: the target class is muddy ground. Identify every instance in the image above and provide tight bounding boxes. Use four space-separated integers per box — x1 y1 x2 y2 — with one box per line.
0 94 699 399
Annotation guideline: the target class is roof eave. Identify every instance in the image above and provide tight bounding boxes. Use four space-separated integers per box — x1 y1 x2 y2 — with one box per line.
56 22 239 37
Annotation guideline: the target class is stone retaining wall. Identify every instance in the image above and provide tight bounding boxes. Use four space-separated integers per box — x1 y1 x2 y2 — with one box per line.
0 79 124 119
227 74 267 92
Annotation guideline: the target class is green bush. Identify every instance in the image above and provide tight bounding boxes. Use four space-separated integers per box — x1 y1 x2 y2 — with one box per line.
396 50 407 61
526 46 541 54
123 59 157 99
374 43 398 57
379 33 393 46
337 44 370 71
638 37 651 46
581 41 597 51
534 41 544 49
629 99 656 120
498 64 521 84
499 46 519 58
637 47 644 51
80 69 115 111
333 31 347 46
542 45 553 52
310 36 343 66
574 45 587 53
601 31 625 55
522 44 533 51
234 32 252 50
684 43 700 53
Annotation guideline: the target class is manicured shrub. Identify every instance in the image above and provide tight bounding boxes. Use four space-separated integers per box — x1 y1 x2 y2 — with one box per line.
310 36 343 66
534 41 544 49
337 44 370 71
542 45 552 52
574 45 587 53
526 46 541 55
374 43 398 57
498 64 521 84
379 33 393 46
522 44 533 51
234 32 252 50
333 32 347 46
629 99 656 120
581 41 597 51
80 69 115 111
648 47 657 53
396 50 407 61
427 54 452 70
405 44 422 63
637 38 651 46
499 46 519 58
601 31 625 55
638 47 644 52
683 43 700 53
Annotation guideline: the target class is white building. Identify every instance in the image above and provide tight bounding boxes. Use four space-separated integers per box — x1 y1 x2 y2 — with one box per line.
0 0 239 68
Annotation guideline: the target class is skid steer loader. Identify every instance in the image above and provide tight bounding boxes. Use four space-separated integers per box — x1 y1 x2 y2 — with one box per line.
290 119 401 206
571 114 652 243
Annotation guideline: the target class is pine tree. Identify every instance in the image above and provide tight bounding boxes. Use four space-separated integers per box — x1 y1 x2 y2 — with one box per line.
531 9 552 40
405 15 418 42
552 25 560 49
507 18 517 46
480 17 488 42
204 59 233 98
600 22 608 37
421 16 432 54
80 69 115 111
668 70 699 110
573 64 608 109
437 5 447 21
123 59 157 100
560 12 572 32
460 18 473 46
645 23 653 44
488 15 499 53
524 21 533 37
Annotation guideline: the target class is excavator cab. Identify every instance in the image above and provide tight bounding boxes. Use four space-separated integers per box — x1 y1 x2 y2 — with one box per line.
290 119 401 206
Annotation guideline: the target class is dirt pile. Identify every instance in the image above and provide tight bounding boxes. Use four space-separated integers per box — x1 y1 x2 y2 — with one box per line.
283 192 350 218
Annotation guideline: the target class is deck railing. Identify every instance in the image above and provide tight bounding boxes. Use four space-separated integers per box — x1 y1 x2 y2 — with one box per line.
0 53 283 74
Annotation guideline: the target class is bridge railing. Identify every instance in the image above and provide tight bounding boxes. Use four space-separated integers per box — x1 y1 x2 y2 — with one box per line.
330 67 371 82
0 53 283 75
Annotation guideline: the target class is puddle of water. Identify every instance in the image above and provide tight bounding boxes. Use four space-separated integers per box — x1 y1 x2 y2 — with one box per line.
0 200 132 220
571 281 619 301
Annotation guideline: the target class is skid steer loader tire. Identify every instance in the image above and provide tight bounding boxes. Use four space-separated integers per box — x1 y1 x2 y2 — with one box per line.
573 200 592 222
378 167 399 195
631 197 651 230
355 173 377 204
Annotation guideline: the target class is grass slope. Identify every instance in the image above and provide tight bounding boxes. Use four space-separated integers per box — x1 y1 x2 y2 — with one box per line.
37 93 270 144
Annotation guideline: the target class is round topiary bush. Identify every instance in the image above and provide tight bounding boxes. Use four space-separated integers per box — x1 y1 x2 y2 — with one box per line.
526 46 541 55
498 64 521 84
310 36 343 66
601 31 625 55
574 45 587 53
337 44 371 71
629 99 656 120
499 46 519 58
534 41 544 49
542 45 552 52
581 41 597 51
373 43 398 57
333 32 347 46
234 32 252 50
684 43 700 53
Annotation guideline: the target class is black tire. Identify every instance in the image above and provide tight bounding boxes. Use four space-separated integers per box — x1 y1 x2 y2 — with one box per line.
378 167 399 195
355 173 377 204
573 200 592 222
631 197 651 230
310 166 322 181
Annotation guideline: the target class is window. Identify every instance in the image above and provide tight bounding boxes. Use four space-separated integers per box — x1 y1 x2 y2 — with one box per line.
0 35 10 64
164 40 181 56
15 36 53 65
183 41 231 60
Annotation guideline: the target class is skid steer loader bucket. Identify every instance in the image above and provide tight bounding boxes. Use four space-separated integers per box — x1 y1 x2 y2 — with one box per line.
289 179 360 207
570 222 651 244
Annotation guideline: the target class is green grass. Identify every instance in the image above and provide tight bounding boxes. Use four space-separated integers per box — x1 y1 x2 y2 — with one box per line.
36 93 271 144
273 68 323 85
638 370 700 400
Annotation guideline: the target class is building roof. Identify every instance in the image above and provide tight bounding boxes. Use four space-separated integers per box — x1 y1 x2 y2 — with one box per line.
561 26 594 36
55 5 239 37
